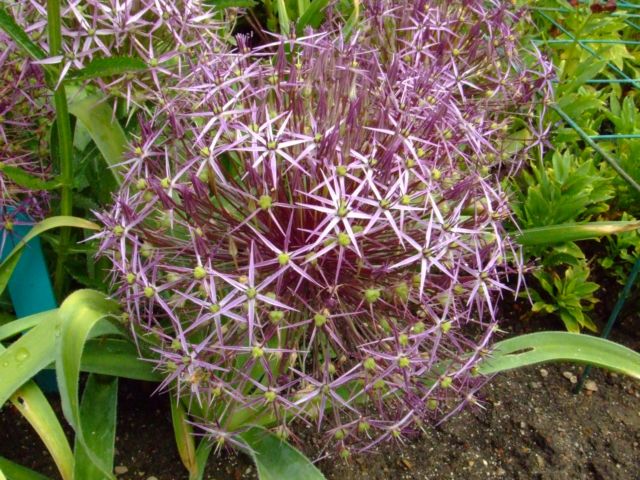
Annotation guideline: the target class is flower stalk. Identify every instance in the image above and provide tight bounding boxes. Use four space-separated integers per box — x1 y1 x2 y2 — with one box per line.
46 0 74 298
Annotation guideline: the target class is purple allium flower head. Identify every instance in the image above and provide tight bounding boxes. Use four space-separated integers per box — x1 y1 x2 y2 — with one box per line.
0 32 53 252
97 0 552 454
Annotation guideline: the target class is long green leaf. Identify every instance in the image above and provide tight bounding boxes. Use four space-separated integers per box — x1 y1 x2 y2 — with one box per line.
81 338 161 382
342 0 360 38
276 0 290 35
56 289 121 480
68 56 147 81
192 442 213 480
0 310 53 342
0 310 60 407
480 332 640 379
296 0 329 33
0 166 62 191
0 216 100 296
171 396 198 478
514 221 640 246
74 374 118 480
8 381 74 480
204 0 257 7
0 337 73 480
0 9 47 61
0 457 50 480
239 427 326 480
67 90 127 184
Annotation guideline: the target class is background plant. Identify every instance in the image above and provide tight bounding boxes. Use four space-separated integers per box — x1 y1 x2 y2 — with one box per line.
511 0 640 331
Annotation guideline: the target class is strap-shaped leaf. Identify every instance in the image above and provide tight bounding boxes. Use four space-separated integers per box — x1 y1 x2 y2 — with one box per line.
0 337 73 480
56 289 121 480
0 310 60 407
68 56 147 81
342 0 360 38
0 311 53 342
480 332 640 379
171 395 198 478
296 0 329 33
276 0 290 35
514 221 640 246
204 0 257 7
8 381 74 480
0 166 62 191
81 338 161 381
73 374 118 480
0 216 100 296
239 427 326 480
67 89 127 185
0 8 47 61
0 457 50 480
193 442 213 480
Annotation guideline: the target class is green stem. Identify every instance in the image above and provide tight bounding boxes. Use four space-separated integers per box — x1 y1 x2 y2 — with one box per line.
47 0 74 299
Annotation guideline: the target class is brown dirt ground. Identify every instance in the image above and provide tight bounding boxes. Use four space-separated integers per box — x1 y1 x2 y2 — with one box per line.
1 313 639 480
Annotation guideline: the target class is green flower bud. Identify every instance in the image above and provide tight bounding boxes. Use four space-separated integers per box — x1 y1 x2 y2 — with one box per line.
314 313 327 327
193 266 207 280
364 288 381 304
440 376 453 388
251 346 264 358
398 356 410 368
144 286 155 298
278 252 290 265
412 321 425 334
363 357 376 371
269 310 284 323
395 282 409 302
258 195 272 210
337 232 351 247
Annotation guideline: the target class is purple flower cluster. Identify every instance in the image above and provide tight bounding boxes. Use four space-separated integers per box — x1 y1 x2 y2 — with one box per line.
97 0 552 455
5 0 229 110
0 32 52 253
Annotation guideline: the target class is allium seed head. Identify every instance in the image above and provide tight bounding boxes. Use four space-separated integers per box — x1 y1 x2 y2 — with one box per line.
97 0 553 454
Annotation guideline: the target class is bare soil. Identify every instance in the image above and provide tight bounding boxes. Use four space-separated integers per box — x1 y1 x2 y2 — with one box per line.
1 315 639 480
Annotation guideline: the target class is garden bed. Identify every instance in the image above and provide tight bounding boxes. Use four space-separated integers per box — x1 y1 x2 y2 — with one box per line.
2 316 638 480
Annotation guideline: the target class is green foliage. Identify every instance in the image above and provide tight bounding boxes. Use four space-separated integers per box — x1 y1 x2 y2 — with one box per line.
599 213 640 283
239 427 327 480
0 217 99 296
0 290 158 480
67 56 147 82
513 150 613 230
511 2 640 331
528 263 599 333
480 331 640 379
